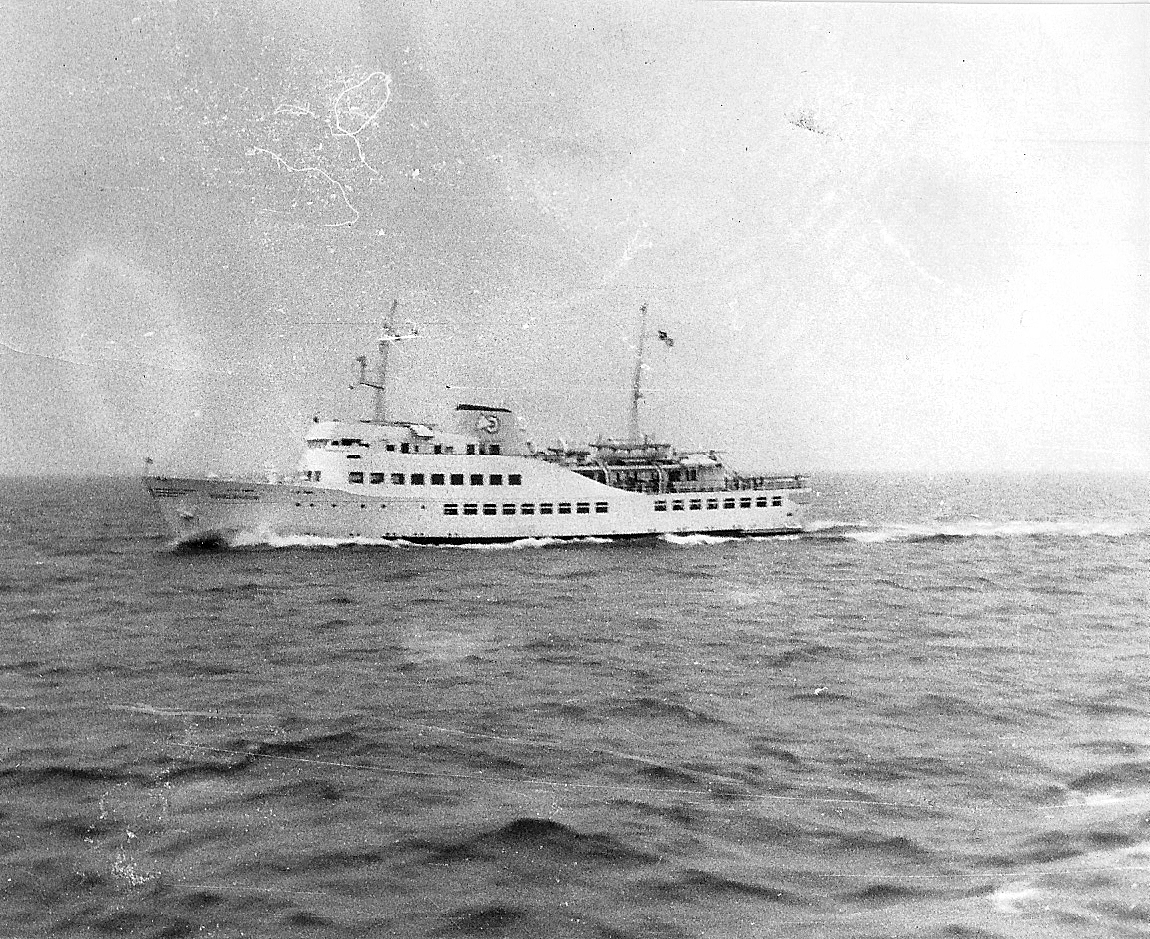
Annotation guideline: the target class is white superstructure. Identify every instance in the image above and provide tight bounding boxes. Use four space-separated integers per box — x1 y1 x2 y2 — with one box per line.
147 309 811 546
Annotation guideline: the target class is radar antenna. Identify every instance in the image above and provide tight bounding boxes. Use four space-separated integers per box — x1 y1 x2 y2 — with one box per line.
351 299 419 424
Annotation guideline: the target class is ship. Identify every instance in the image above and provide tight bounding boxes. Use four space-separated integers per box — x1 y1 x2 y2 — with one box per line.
146 304 811 546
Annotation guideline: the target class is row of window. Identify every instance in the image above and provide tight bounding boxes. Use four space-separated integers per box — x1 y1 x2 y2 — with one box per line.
655 496 783 511
345 472 523 486
444 502 609 517
308 439 502 456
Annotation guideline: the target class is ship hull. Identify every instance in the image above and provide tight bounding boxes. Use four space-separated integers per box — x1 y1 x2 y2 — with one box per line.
147 474 810 547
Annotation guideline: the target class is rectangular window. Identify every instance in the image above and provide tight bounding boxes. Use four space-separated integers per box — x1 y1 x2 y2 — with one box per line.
672 500 684 511
755 497 768 508
411 473 425 486
385 443 396 452
558 502 571 515
348 471 364 484
450 473 464 486
400 443 410 454
576 502 590 514
443 504 459 516
520 503 535 515
595 502 608 514
470 474 484 486
466 444 476 455
370 472 386 484
508 474 522 486
463 503 478 516
723 498 735 509
707 499 719 510
433 445 442 454
740 498 752 509
502 503 516 515
391 473 405 485
490 445 501 455
482 503 497 516
489 474 503 486
539 503 554 515
430 474 445 486
689 499 702 510
772 496 783 507
654 500 667 512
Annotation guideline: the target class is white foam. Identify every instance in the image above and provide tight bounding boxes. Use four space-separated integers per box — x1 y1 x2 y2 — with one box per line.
990 882 1042 913
454 536 611 551
819 518 1148 544
660 533 738 546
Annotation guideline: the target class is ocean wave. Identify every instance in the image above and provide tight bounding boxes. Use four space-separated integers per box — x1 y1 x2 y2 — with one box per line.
193 532 615 551
660 533 738 546
806 517 1149 544
455 536 612 551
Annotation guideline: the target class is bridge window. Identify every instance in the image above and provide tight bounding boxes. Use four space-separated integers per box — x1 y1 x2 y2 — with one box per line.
772 496 783 507
489 474 503 486
490 445 501 455
391 473 405 485
451 473 464 485
385 443 396 452
723 498 735 509
707 498 719 510
756 496 768 507
470 474 484 486
370 473 385 484
654 500 667 512
595 502 608 514
520 504 535 515
576 502 590 514
466 444 476 455
502 504 516 515
433 445 442 454
672 500 684 511
482 503 497 516
539 503 554 515
443 504 459 516
740 498 752 508
430 474 445 485
400 443 410 454
557 502 571 514
689 499 701 510
348 472 364 484
508 474 522 486
463 503 478 516
411 474 425 486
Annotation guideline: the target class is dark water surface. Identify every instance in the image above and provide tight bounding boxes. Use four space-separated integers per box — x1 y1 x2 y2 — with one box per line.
2 474 1149 938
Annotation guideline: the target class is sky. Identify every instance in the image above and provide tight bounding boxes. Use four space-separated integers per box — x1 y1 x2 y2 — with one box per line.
0 0 1146 475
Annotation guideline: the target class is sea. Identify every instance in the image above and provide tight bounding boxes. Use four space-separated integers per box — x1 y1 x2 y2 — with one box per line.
2 473 1149 939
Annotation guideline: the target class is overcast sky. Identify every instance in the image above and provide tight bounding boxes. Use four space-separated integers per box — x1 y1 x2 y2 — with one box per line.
0 0 1146 475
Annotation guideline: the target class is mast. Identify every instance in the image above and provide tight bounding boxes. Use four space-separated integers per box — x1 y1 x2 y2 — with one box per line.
352 299 418 424
628 303 648 443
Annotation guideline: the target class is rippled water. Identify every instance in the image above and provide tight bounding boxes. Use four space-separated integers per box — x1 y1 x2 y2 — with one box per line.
2 474 1149 937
